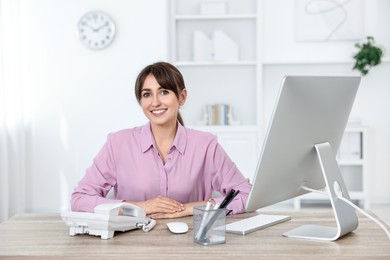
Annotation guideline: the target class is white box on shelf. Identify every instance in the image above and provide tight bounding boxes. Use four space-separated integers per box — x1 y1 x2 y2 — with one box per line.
200 0 227 15
212 30 239 61
193 31 213 61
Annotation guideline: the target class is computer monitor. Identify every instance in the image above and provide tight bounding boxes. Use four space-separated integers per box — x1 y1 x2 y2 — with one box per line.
245 75 361 241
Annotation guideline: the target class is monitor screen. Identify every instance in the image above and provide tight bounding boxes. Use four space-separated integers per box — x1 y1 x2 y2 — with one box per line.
246 75 361 212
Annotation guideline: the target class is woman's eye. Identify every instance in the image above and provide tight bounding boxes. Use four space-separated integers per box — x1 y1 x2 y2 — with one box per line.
142 92 150 98
161 90 170 95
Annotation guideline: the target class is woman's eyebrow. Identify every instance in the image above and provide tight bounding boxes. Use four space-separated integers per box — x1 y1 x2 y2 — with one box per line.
141 87 166 92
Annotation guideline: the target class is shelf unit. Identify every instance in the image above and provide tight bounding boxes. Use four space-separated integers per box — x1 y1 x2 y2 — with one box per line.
293 126 369 210
169 0 262 127
191 125 261 181
169 0 262 182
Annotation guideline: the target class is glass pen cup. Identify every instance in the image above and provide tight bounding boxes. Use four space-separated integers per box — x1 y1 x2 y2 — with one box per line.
193 205 227 245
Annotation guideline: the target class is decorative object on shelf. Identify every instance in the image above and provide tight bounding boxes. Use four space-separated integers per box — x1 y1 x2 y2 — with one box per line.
193 31 213 61
78 11 116 50
196 104 240 126
193 30 239 62
352 36 384 76
200 0 227 15
213 30 239 61
227 109 240 126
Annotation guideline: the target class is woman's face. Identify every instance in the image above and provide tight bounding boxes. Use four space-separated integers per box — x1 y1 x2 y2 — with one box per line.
140 74 186 127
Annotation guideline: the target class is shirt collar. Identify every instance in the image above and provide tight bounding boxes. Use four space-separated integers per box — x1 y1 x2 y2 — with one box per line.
172 122 186 155
140 122 155 153
140 121 187 154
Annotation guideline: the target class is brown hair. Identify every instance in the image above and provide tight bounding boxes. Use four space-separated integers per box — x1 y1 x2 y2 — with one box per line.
135 62 186 126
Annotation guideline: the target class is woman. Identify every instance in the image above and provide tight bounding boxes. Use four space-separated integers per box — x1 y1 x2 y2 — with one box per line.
71 61 251 219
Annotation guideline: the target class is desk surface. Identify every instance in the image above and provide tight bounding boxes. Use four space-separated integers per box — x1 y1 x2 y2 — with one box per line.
0 210 389 259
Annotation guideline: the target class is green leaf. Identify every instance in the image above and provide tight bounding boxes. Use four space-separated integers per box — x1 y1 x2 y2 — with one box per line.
352 36 384 76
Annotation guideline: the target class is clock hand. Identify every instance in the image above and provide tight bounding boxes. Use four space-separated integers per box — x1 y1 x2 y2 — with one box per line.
83 22 106 32
95 22 109 32
84 23 94 30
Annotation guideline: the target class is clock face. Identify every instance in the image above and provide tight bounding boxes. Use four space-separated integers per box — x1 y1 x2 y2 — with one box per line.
78 11 116 50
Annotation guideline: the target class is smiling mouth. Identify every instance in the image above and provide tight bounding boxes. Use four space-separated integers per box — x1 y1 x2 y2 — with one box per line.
151 109 167 115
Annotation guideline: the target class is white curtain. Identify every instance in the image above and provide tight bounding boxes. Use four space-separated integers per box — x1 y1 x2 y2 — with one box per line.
0 0 26 223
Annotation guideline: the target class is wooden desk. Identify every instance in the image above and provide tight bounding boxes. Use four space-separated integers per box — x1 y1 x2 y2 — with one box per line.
0 211 389 259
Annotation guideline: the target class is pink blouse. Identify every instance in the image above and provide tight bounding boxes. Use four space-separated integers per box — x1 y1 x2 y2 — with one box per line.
71 122 252 214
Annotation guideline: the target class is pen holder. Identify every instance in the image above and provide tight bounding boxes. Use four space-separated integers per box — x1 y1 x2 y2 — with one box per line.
193 205 227 245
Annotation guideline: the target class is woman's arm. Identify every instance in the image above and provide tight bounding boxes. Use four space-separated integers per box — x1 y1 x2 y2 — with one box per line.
207 139 252 214
71 136 121 212
146 200 208 219
124 195 185 216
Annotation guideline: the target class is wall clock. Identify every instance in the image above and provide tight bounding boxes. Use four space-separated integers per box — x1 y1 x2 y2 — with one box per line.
78 11 116 50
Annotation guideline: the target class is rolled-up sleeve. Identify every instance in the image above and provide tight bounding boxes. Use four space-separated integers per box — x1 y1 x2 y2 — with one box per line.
206 138 252 214
71 134 123 212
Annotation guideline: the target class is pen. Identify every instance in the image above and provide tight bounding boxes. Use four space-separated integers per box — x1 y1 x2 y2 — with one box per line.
195 199 213 240
219 189 236 209
225 190 240 215
198 189 240 241
224 190 240 209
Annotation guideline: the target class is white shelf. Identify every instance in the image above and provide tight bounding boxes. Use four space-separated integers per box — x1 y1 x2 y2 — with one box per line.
170 0 261 126
294 126 369 210
296 191 367 201
174 14 256 20
263 59 356 65
176 61 257 66
191 124 258 131
263 57 390 65
337 160 364 166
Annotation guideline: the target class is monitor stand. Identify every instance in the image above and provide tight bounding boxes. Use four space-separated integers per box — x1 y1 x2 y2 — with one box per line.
283 142 359 241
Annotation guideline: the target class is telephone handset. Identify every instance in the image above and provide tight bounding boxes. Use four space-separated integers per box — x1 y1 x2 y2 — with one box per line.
94 202 146 218
61 202 156 239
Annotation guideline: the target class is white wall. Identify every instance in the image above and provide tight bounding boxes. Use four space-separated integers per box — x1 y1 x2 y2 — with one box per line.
261 0 390 204
18 0 168 212
9 0 390 213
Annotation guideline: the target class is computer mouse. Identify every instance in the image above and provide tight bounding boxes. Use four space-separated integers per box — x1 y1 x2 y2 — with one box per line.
166 222 189 234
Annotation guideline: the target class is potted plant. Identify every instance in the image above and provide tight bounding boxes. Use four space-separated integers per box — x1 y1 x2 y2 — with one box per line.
353 36 384 76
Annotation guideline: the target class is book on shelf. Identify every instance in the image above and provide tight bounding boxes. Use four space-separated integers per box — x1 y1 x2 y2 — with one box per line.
196 104 240 126
208 104 230 125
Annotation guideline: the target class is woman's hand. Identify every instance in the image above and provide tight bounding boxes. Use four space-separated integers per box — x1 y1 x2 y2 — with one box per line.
147 201 207 219
126 195 185 215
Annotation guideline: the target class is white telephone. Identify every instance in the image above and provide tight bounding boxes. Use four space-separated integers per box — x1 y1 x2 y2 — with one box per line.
61 202 156 239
